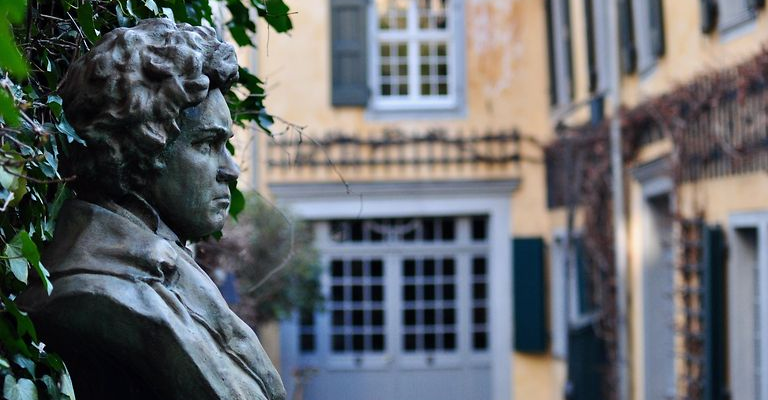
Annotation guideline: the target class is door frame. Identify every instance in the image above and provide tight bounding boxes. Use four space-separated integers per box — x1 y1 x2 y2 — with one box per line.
729 211 768 400
271 179 517 400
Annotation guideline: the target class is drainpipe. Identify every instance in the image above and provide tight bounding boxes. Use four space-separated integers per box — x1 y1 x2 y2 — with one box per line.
607 1 630 399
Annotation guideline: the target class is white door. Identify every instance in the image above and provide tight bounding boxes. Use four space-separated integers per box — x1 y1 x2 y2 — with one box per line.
291 216 492 400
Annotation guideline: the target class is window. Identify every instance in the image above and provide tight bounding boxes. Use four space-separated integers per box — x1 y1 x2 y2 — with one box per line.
584 0 610 94
329 258 387 353
631 0 665 74
402 257 458 351
369 0 463 111
718 0 757 32
546 0 574 106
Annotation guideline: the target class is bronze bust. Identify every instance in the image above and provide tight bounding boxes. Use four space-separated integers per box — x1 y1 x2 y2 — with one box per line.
19 19 285 400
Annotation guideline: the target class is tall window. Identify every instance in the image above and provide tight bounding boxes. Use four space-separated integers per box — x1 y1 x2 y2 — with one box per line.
546 0 574 106
370 0 461 110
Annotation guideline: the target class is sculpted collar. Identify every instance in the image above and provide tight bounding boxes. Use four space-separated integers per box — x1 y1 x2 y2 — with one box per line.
98 192 188 251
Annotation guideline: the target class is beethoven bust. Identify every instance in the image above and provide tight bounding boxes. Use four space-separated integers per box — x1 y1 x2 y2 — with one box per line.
19 19 285 400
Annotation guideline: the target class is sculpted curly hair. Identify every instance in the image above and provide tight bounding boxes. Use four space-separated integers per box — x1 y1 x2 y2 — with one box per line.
59 18 239 196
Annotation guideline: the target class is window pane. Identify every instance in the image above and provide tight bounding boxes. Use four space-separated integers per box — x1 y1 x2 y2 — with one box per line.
418 0 449 30
378 0 409 31
472 256 490 351
402 257 457 352
329 258 386 353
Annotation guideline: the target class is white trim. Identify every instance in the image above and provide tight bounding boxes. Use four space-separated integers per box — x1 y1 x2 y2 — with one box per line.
634 158 677 400
276 180 515 400
366 0 465 116
718 0 757 35
550 0 573 106
729 211 768 400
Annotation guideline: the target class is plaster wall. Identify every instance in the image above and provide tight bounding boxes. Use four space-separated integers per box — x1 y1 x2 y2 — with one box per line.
252 0 563 399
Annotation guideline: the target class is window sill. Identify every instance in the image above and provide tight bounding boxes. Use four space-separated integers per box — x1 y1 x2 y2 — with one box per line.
364 104 466 121
719 12 757 42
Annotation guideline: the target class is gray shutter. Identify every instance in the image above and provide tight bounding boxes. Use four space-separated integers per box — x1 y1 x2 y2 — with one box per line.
331 0 369 106
619 0 637 74
649 0 665 57
700 0 718 33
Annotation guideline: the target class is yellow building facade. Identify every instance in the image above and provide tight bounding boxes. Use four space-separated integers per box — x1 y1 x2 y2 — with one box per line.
247 0 768 399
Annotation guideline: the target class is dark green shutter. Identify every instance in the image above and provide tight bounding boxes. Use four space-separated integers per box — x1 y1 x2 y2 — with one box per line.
330 0 369 106
619 0 637 74
749 0 766 10
513 237 548 353
545 0 558 105
649 0 665 57
584 0 598 93
700 0 718 33
703 226 726 400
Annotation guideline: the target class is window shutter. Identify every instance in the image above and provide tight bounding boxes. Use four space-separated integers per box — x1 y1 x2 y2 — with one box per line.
649 0 665 57
545 0 558 105
749 0 766 9
700 0 718 33
703 226 726 400
513 237 548 353
584 0 598 93
330 0 369 106
619 0 637 74
562 0 575 101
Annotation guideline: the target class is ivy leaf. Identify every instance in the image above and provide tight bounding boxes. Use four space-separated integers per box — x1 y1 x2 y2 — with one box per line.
0 13 28 79
143 0 160 14
77 1 99 43
0 88 21 127
46 95 62 119
4 235 28 284
2 298 36 342
264 0 292 33
59 368 75 399
161 7 175 21
39 151 57 179
2 375 38 400
56 114 85 145
14 231 51 295
226 23 252 47
0 0 27 22
228 181 245 220
12 354 36 377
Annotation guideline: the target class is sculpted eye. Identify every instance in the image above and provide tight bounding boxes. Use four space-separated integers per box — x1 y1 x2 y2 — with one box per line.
195 140 213 154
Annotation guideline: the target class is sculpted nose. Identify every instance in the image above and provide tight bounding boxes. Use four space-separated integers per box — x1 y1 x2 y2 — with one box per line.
217 151 240 183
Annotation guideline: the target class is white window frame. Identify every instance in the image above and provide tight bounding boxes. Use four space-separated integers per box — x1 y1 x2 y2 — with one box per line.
632 157 677 400
588 0 611 94
718 0 756 35
273 179 516 400
549 230 600 360
548 0 573 108
366 0 465 115
729 211 768 400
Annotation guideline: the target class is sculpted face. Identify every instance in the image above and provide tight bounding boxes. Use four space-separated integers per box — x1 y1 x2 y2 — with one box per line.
143 90 240 240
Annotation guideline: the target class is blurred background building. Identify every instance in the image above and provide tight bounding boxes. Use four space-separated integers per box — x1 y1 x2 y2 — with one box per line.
243 0 768 399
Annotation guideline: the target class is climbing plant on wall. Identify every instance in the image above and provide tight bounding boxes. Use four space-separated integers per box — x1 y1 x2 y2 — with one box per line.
0 0 290 397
